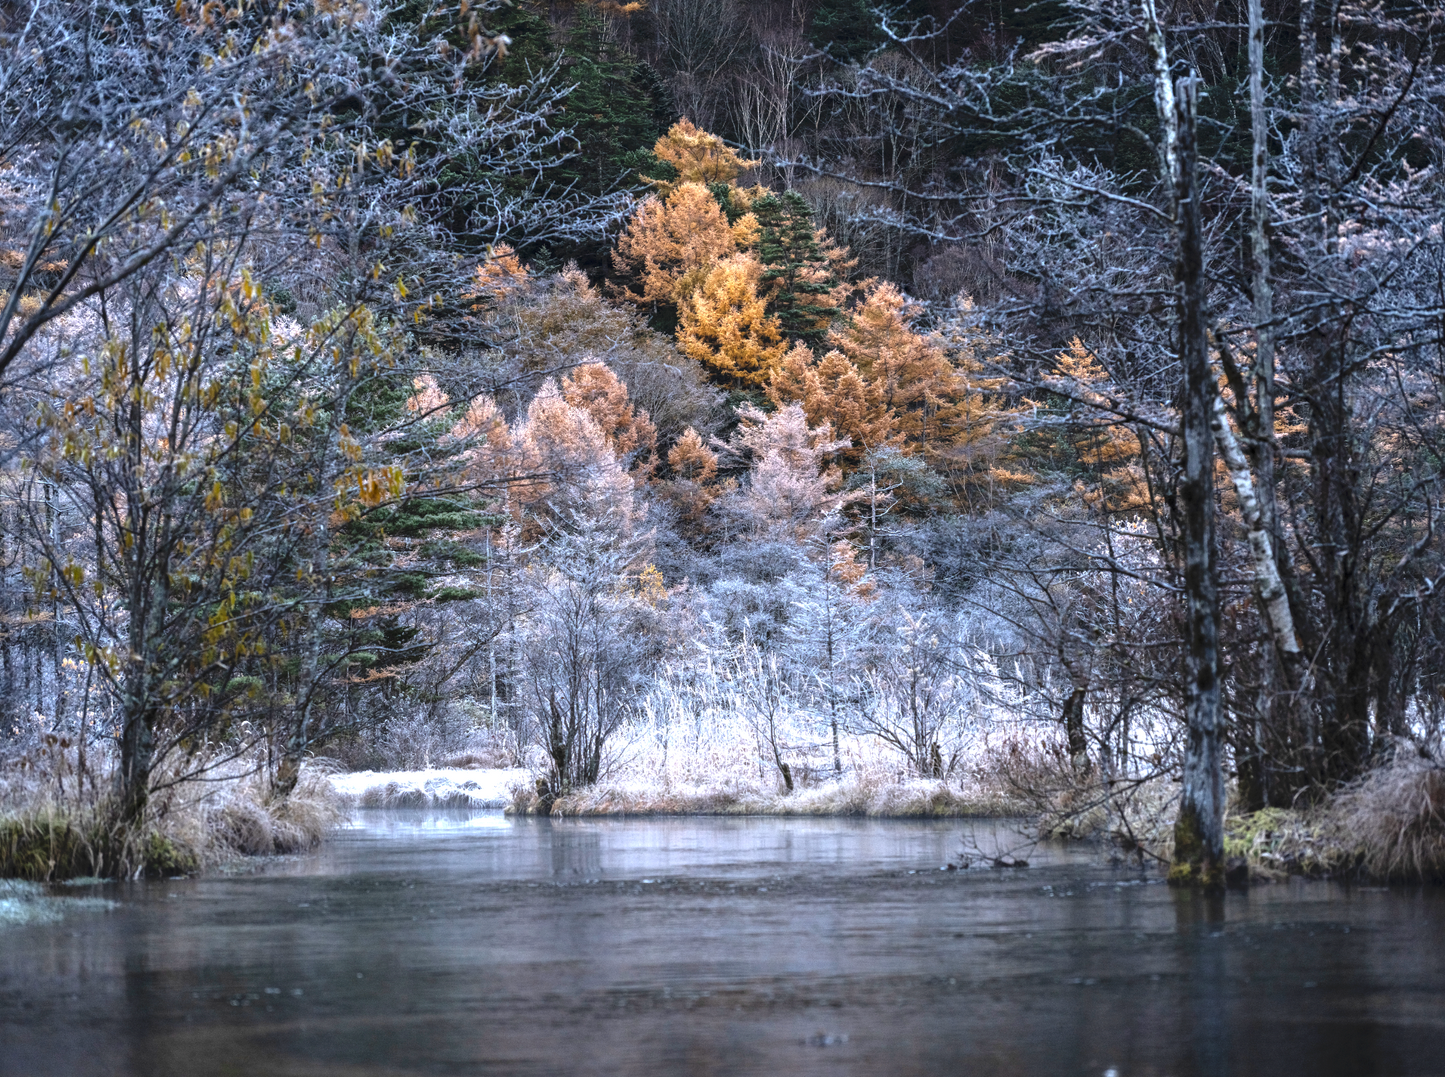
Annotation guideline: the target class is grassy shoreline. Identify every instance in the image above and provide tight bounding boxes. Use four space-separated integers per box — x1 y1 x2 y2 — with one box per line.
0 766 343 882
8 752 1443 885
505 776 1024 818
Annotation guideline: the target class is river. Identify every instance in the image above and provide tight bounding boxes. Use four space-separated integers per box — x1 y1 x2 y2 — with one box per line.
2 810 1442 1075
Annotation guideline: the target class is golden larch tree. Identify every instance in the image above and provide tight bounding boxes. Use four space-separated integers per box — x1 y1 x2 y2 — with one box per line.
768 342 895 465
658 425 723 538
676 253 788 389
667 426 719 483
642 118 759 194
515 379 640 540
766 340 815 405
611 182 738 309
926 295 1030 505
561 361 658 474
1048 336 1149 512
450 393 519 487
827 281 955 452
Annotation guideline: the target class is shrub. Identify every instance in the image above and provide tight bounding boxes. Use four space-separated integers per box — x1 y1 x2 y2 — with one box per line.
1332 752 1445 881
0 812 96 881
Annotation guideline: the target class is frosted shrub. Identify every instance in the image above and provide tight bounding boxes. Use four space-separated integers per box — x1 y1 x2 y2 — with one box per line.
518 514 659 795
508 615 1036 816
373 709 476 772
848 610 985 777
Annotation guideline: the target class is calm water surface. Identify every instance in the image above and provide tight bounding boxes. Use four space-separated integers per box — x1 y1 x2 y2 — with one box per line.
2 810 1443 1076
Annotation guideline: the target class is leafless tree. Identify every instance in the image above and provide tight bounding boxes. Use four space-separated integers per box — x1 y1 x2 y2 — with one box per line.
648 0 743 131
521 510 655 794
798 0 1445 879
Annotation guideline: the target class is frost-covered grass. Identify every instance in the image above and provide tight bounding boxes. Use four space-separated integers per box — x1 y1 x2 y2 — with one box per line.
323 740 1025 817
502 684 1039 817
318 687 1041 818
329 767 529 808
0 751 343 880
482 643 1060 816
511 771 1017 817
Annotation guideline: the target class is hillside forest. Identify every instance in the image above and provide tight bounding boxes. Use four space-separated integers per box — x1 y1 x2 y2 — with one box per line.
2 0 1444 884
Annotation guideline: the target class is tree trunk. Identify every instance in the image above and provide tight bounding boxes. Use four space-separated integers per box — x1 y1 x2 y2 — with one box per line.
1169 75 1225 888
116 392 168 828
117 697 155 826
1231 0 1313 808
1063 683 1090 775
274 521 327 798
1210 398 1298 657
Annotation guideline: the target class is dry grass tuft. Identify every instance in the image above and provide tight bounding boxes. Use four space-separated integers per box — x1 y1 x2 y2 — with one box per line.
0 804 198 880
0 758 345 880
0 808 107 881
1330 751 1445 881
201 768 345 860
1223 748 1445 882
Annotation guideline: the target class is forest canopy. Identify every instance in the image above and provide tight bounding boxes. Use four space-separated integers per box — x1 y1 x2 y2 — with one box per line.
2 0 1444 885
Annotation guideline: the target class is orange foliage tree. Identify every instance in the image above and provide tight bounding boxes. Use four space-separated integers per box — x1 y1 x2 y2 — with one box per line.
767 286 1024 507
642 118 759 194
827 281 955 450
612 183 740 310
658 425 724 538
514 379 641 541
561 361 658 474
676 254 788 389
1046 337 1149 512
928 296 1029 505
768 342 895 465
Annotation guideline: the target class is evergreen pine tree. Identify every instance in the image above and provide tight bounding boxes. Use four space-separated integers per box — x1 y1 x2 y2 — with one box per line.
552 7 674 203
752 192 841 347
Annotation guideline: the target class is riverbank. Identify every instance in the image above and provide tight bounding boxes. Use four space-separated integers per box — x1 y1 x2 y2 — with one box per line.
1224 752 1445 882
323 764 1023 818
7 747 1442 883
0 764 343 882
1030 749 1445 884
507 774 1021 817
328 767 527 809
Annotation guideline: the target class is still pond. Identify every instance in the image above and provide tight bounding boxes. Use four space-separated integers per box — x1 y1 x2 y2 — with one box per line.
2 810 1442 1075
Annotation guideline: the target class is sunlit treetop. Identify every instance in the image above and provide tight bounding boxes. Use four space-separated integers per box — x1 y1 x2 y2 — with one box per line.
642 119 760 196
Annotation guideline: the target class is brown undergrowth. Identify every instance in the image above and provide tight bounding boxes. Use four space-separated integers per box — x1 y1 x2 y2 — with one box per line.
999 741 1445 884
1227 749 1445 882
0 759 344 881
974 733 1180 862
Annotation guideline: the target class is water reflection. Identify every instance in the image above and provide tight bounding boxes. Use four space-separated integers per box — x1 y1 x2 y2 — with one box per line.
1 810 1442 1077
1175 889 1229 1077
